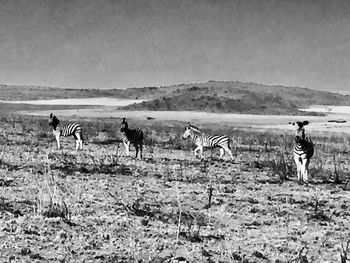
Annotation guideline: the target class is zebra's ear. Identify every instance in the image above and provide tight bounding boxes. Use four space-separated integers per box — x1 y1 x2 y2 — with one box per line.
50 113 53 118
303 121 309 126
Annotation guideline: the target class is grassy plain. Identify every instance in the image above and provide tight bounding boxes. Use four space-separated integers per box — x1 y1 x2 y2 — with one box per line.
1 112 350 262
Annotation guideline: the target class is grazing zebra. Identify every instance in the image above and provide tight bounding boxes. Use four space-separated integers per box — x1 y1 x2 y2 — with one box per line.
182 125 234 160
120 117 144 158
292 121 314 183
48 113 83 151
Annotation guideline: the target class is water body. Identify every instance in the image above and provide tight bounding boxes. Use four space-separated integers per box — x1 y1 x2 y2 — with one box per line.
3 98 350 133
299 105 350 114
0 97 144 107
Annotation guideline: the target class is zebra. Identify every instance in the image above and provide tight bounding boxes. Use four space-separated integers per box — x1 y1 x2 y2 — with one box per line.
120 117 144 158
48 113 83 151
292 121 314 183
182 125 234 160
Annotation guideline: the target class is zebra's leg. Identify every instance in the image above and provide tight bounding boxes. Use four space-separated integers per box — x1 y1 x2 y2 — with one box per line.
78 133 83 150
75 133 82 151
300 160 307 183
124 141 130 156
294 156 302 182
219 148 225 158
135 144 139 158
199 145 204 159
298 162 303 182
139 143 143 159
55 134 61 150
303 159 311 182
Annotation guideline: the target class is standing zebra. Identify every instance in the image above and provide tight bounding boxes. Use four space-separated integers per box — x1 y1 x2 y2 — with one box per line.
182 125 234 160
49 113 83 151
120 118 144 158
292 121 314 183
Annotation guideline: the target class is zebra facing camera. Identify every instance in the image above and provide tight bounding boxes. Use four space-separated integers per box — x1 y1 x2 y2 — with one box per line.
289 121 310 128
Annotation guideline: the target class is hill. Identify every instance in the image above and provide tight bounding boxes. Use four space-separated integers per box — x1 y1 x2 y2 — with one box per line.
0 85 155 101
121 81 350 115
1 81 349 115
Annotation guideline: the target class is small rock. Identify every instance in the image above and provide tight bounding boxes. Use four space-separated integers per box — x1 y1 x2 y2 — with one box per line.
20 247 31 255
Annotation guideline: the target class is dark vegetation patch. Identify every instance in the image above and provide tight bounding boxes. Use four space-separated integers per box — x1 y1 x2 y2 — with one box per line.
0 177 15 187
120 81 349 115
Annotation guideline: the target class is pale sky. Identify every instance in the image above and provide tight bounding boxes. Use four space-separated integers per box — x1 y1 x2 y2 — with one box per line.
0 0 349 91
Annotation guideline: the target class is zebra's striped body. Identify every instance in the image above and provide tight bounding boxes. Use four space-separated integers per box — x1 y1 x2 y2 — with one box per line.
49 113 83 151
120 118 144 158
292 121 314 183
182 125 234 160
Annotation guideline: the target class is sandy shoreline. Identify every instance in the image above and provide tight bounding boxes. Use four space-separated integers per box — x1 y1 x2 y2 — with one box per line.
16 107 350 134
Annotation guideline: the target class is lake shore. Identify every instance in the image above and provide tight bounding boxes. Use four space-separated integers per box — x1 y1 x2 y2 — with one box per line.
1 98 350 134
15 108 350 134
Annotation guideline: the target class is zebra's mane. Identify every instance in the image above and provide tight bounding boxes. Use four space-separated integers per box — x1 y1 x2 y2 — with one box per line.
188 125 201 133
53 115 59 124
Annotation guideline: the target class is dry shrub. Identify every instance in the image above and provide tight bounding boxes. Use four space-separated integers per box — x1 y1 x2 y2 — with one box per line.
270 154 294 181
36 180 70 221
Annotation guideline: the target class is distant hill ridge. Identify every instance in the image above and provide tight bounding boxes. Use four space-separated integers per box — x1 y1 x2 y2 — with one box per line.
1 81 349 115
121 81 350 115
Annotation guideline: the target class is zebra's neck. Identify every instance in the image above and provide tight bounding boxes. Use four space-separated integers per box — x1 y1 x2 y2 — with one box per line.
51 122 59 129
190 130 203 141
52 126 61 135
295 140 309 148
122 127 131 134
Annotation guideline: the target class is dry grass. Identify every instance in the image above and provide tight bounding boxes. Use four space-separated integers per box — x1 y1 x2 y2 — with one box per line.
1 115 350 262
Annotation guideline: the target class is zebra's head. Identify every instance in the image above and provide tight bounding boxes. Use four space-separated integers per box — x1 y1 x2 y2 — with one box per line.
292 121 309 143
49 113 59 129
120 117 128 132
182 125 200 139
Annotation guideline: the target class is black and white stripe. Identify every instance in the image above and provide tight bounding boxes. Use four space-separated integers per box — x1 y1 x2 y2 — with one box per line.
49 113 83 150
292 121 314 182
120 118 144 158
182 125 234 160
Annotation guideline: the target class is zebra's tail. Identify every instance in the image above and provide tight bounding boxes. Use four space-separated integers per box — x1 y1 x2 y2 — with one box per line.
229 137 235 155
81 132 87 145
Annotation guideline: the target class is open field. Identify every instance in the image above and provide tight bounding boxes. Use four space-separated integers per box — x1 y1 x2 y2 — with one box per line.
1 114 350 262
